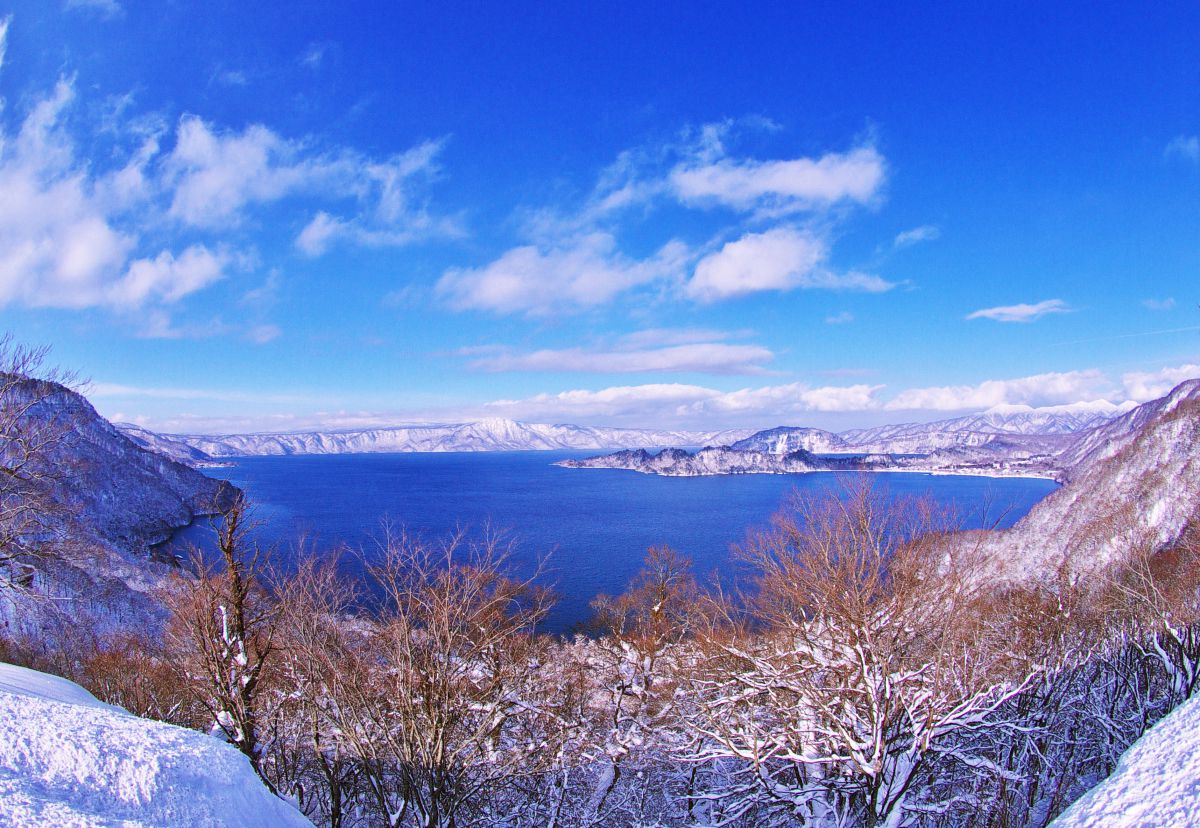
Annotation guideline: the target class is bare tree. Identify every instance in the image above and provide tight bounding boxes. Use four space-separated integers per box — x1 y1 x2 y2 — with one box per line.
580 545 700 825
0 334 80 591
683 478 1036 827
317 527 554 827
162 492 281 789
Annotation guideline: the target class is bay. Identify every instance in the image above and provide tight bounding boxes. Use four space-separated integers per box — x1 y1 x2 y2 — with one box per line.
170 451 1059 633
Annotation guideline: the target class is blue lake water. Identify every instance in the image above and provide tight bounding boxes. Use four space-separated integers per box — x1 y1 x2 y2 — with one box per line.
170 452 1059 633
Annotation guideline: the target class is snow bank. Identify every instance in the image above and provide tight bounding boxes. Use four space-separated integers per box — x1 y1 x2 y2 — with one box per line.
1051 694 1200 827
0 662 312 828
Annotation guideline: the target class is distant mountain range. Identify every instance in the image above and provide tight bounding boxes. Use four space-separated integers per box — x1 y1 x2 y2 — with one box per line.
558 393 1188 482
119 419 756 461
117 400 1137 465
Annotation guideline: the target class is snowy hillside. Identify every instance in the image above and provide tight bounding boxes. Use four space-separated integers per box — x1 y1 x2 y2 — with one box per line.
1 378 237 640
0 662 311 828
141 418 754 458
967 379 1200 582
1050 692 1200 827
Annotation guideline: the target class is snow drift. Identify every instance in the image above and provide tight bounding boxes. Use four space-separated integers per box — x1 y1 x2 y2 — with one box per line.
1050 691 1200 827
0 662 311 827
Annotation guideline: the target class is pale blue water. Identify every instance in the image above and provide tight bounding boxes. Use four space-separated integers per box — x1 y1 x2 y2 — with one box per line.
170 452 1058 633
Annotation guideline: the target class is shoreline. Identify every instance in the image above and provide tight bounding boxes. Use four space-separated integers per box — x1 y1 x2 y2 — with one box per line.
554 461 1063 483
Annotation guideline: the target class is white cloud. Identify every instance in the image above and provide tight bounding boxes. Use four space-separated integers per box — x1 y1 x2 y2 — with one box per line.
966 298 1072 323
164 116 458 248
1165 135 1200 163
1121 363 1200 401
164 116 317 227
437 232 688 315
687 227 894 302
885 370 1109 411
669 145 884 213
684 382 883 415
1143 297 1176 311
111 245 228 306
0 16 9 70
0 79 136 308
465 342 775 375
296 211 342 256
893 224 941 248
825 311 854 324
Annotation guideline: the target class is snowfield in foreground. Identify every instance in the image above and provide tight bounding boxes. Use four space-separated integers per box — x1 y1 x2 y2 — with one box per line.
0 663 311 828
1050 692 1200 827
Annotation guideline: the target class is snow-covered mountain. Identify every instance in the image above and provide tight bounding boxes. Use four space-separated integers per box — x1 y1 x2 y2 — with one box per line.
559 384 1195 483
559 446 848 476
139 418 755 459
128 399 1129 465
0 662 311 828
729 426 850 454
119 422 226 467
837 400 1130 455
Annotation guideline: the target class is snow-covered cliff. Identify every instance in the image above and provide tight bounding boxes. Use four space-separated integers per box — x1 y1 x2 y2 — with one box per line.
1 378 236 639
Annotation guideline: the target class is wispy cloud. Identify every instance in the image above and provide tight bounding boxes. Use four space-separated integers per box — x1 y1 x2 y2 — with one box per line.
437 233 687 315
1165 135 1200 163
825 311 854 324
64 0 123 18
893 224 940 248
299 43 329 69
90 382 308 404
463 342 776 375
966 298 1072 323
1143 297 1176 311
669 145 885 214
212 68 249 87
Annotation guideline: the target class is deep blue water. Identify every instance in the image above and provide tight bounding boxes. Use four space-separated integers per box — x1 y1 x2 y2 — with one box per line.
169 452 1059 633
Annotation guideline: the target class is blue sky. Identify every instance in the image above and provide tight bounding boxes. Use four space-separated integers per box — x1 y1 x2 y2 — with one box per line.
1 1 1197 433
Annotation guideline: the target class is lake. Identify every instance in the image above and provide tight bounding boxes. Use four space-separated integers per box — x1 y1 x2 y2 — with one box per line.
169 451 1059 633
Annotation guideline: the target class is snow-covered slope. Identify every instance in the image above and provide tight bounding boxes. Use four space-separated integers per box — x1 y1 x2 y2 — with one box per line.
1050 691 1200 828
966 379 1200 581
153 419 754 457
0 662 311 828
1 379 236 640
